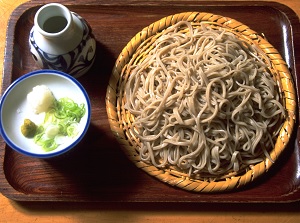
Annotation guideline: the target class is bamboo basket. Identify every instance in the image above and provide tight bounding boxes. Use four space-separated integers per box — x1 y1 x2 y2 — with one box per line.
105 12 296 192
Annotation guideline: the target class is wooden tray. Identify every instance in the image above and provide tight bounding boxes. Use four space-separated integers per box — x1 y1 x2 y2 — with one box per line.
1 0 300 202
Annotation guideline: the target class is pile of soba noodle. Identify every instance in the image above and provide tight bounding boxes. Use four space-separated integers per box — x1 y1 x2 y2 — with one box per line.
124 21 285 179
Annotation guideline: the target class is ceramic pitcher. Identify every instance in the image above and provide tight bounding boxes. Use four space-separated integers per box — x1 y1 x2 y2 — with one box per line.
29 3 96 77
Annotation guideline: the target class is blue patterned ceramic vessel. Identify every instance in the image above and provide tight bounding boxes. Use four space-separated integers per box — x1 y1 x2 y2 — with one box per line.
29 3 96 78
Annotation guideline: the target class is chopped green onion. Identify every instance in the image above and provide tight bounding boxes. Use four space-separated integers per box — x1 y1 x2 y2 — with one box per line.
33 97 86 152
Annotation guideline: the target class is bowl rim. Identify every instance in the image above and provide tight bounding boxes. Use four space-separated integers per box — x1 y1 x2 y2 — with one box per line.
0 69 91 158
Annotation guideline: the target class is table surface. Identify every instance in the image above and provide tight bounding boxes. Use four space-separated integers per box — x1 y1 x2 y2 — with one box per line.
1 0 300 222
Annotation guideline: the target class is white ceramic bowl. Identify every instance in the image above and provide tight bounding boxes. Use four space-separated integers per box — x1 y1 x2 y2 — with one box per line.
0 70 91 158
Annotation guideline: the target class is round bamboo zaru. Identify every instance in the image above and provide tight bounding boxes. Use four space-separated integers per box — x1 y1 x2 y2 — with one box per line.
105 12 296 192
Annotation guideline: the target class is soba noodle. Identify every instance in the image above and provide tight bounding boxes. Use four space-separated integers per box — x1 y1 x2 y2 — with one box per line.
124 21 285 179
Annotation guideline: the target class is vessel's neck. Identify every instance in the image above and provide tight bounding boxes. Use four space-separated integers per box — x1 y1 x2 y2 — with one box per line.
34 3 72 39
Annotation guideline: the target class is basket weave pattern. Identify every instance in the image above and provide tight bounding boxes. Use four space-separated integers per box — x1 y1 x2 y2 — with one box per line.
106 12 296 192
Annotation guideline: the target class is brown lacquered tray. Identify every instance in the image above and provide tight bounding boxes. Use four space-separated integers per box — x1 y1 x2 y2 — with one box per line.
1 0 300 202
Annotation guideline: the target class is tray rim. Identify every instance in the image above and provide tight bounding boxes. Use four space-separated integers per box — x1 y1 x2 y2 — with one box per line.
1 0 300 202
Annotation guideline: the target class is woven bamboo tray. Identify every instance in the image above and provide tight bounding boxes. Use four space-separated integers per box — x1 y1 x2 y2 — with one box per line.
106 12 296 192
